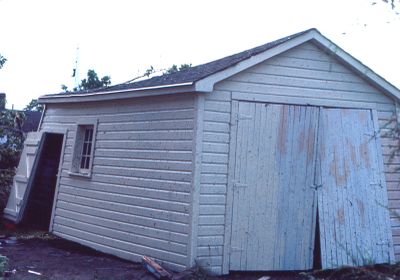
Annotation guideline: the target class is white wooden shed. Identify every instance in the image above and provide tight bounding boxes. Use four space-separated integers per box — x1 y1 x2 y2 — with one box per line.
5 28 400 275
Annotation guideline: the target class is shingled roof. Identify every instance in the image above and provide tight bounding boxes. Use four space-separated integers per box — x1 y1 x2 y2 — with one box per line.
40 28 400 102
45 28 314 97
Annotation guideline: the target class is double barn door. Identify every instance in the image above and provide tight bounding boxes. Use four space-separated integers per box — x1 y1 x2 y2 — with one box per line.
229 101 394 271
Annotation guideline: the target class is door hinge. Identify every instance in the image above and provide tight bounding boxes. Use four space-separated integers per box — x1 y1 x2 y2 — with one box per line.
231 113 252 125
310 184 323 190
370 182 383 188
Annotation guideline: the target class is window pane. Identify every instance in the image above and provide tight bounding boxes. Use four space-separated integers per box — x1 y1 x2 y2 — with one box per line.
88 128 93 141
84 129 90 141
86 143 92 155
80 156 86 169
78 126 94 172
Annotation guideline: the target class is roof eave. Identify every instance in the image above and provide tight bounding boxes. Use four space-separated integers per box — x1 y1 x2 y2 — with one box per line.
38 82 197 104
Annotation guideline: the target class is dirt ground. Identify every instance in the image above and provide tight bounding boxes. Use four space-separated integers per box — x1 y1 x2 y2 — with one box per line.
0 229 399 280
0 229 302 280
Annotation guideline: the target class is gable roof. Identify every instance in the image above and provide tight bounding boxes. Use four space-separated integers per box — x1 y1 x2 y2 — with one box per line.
40 28 400 103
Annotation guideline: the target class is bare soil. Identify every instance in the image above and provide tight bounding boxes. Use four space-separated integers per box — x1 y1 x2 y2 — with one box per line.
0 228 399 280
0 229 302 280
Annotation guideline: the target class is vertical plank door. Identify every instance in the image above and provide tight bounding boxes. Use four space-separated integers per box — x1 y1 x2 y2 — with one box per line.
229 102 319 270
317 108 394 268
3 132 44 223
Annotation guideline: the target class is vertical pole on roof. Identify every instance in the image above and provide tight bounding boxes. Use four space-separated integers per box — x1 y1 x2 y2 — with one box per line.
73 46 80 90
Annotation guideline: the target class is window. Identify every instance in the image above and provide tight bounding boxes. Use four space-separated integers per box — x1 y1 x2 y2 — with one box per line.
79 127 94 171
70 122 97 177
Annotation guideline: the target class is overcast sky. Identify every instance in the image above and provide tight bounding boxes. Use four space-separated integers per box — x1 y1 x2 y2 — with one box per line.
0 0 399 109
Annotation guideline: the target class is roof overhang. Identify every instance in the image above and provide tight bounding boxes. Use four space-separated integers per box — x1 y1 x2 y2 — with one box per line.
39 82 197 104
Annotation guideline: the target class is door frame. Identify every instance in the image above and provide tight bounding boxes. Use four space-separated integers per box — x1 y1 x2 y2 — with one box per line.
40 128 68 232
222 100 239 273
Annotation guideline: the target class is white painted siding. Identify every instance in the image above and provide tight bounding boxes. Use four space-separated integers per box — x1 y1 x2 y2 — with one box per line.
196 90 231 274
196 42 399 274
379 110 400 259
41 94 195 271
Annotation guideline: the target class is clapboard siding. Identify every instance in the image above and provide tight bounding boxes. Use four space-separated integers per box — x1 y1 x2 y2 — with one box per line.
196 90 231 273
378 110 400 259
35 40 400 274
41 94 195 270
195 42 399 274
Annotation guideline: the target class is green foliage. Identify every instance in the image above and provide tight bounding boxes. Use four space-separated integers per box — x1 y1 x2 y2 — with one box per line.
24 99 44 112
0 255 9 274
0 111 24 168
0 54 6 69
0 96 5 110
164 63 192 75
62 69 111 92
0 106 25 190
80 69 111 90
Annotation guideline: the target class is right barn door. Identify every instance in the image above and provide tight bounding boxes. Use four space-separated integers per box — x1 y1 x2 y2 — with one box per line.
317 108 394 268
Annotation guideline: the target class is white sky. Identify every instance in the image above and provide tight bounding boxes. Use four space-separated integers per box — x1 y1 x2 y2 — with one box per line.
0 0 399 109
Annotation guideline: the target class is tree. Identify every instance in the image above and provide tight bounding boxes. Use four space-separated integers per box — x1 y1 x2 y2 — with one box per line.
164 63 192 75
371 0 400 13
0 55 25 189
0 54 6 69
0 107 25 189
62 69 111 92
24 99 44 112
80 70 111 90
381 0 399 10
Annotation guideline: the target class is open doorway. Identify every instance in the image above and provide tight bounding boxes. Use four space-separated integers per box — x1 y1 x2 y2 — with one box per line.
22 133 64 230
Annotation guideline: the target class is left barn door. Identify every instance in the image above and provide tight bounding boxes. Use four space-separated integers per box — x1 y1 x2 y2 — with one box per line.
4 132 44 223
229 102 319 271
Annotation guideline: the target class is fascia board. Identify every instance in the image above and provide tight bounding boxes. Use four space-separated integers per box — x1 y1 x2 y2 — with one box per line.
39 83 196 104
311 32 400 101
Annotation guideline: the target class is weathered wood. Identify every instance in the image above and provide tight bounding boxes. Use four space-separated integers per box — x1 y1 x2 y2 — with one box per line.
36 38 400 274
317 108 394 268
4 132 44 222
142 256 173 280
229 102 318 270
52 223 187 266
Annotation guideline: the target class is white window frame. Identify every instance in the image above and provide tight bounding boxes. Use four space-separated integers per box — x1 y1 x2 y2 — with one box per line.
69 120 98 178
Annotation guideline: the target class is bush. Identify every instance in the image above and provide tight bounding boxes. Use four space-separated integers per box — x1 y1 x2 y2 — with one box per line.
0 109 24 213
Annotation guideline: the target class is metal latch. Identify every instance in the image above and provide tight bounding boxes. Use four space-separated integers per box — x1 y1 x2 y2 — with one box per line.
310 184 323 190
